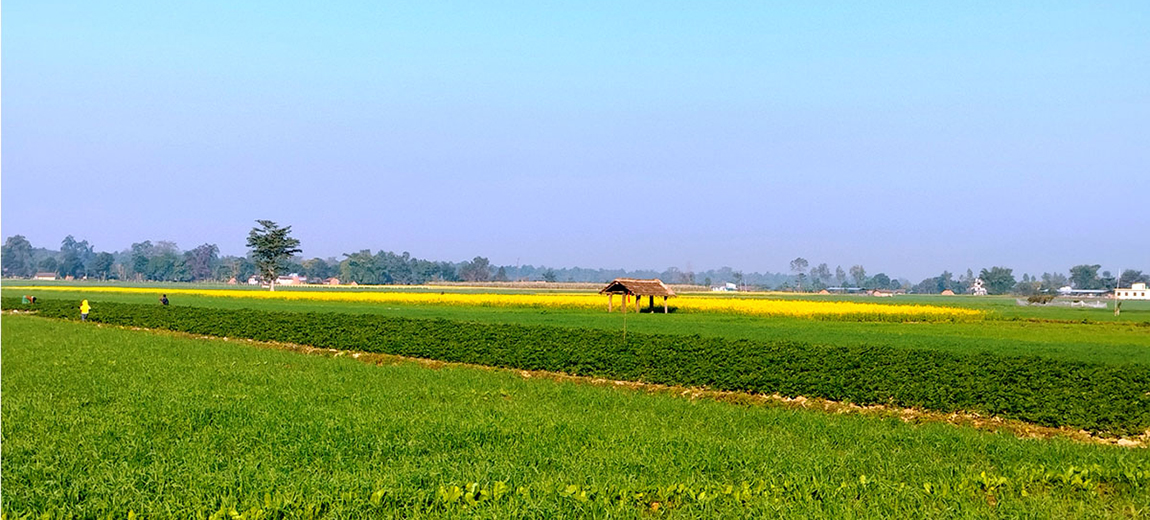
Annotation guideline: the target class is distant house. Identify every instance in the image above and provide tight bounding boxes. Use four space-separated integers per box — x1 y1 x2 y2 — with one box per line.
711 282 739 292
227 277 238 285
324 277 341 285
1058 286 1109 297
247 276 261 285
33 272 57 281
870 289 895 297
276 273 307 286
1116 282 1149 300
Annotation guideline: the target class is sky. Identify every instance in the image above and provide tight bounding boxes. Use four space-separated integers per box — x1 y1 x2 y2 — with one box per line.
3 1 1148 280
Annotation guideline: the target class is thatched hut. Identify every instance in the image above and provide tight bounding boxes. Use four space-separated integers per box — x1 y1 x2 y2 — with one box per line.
599 278 675 313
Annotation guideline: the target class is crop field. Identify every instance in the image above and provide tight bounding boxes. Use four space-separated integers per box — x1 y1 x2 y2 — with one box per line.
5 285 1148 366
4 316 1150 518
3 283 1149 517
11 285 986 321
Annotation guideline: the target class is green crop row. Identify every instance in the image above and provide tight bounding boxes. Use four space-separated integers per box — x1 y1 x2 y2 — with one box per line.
5 465 1145 519
7 298 1149 436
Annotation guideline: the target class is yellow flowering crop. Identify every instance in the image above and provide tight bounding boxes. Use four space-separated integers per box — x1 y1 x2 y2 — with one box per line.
15 285 983 321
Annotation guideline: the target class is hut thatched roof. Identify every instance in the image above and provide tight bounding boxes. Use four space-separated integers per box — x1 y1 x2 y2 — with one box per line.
599 278 675 297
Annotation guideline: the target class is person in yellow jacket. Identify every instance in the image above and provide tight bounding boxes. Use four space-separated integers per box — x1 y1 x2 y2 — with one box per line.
80 300 90 321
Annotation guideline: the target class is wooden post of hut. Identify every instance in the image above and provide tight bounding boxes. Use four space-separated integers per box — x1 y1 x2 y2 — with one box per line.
598 278 676 316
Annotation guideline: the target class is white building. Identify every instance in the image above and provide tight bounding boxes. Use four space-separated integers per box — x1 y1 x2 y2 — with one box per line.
1115 282 1150 300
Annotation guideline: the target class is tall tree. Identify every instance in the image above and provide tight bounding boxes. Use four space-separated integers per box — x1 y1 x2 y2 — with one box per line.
459 256 492 282
1040 272 1069 292
789 257 809 291
810 263 832 285
246 220 302 291
849 265 867 288
978 266 1016 295
834 265 847 287
1118 269 1149 287
2 235 35 277
89 252 116 280
185 243 220 281
130 241 155 281
1068 264 1102 290
58 236 94 278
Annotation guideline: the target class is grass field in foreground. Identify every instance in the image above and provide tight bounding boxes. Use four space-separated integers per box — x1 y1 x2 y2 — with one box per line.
6 288 1148 366
2 316 1148 518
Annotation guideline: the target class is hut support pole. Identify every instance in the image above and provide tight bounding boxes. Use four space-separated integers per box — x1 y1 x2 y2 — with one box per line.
649 295 654 311
608 294 613 312
622 293 627 314
663 296 668 313
635 294 641 313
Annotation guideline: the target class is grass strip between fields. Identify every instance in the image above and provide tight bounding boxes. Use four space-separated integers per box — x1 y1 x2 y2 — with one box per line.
5 297 1149 437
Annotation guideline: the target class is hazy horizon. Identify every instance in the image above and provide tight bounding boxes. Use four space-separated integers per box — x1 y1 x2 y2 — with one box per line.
4 2 1147 280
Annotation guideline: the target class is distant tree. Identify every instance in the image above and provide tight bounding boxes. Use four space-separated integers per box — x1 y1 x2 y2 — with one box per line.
246 220 302 291
810 263 831 286
732 271 744 289
458 256 492 282
89 252 116 280
38 257 58 273
341 250 379 284
494 266 509 282
130 241 155 280
703 277 712 287
58 236 94 278
863 273 890 290
2 235 35 277
1068 264 1102 290
935 271 954 293
849 265 866 288
789 257 809 291
1100 270 1117 291
1118 269 1149 287
1040 272 1068 292
1014 278 1041 296
542 268 557 283
185 243 220 281
834 266 847 287
978 266 1016 295
301 258 333 282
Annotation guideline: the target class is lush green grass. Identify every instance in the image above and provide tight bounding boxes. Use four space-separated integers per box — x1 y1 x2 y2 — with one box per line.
7 288 1148 366
3 316 1148 518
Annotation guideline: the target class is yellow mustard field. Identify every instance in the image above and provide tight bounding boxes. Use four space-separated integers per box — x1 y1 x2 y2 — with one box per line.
13 285 984 321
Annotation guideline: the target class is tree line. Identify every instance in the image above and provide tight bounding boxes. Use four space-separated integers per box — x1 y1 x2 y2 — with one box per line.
2 233 1145 295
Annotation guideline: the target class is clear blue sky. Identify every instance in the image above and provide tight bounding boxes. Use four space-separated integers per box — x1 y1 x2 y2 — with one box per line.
3 1 1147 279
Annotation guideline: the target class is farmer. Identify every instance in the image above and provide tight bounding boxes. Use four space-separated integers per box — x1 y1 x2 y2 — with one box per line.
80 300 90 321
22 295 30 304
160 294 169 306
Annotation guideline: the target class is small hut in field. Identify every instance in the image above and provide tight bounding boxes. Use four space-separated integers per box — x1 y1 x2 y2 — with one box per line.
599 278 675 313
940 289 955 296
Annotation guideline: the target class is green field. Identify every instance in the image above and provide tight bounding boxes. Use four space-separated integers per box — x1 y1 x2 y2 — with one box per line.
6 286 1148 366
4 316 1149 518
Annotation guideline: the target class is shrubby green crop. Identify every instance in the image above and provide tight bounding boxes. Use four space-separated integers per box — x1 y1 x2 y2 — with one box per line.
7 297 1148 435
